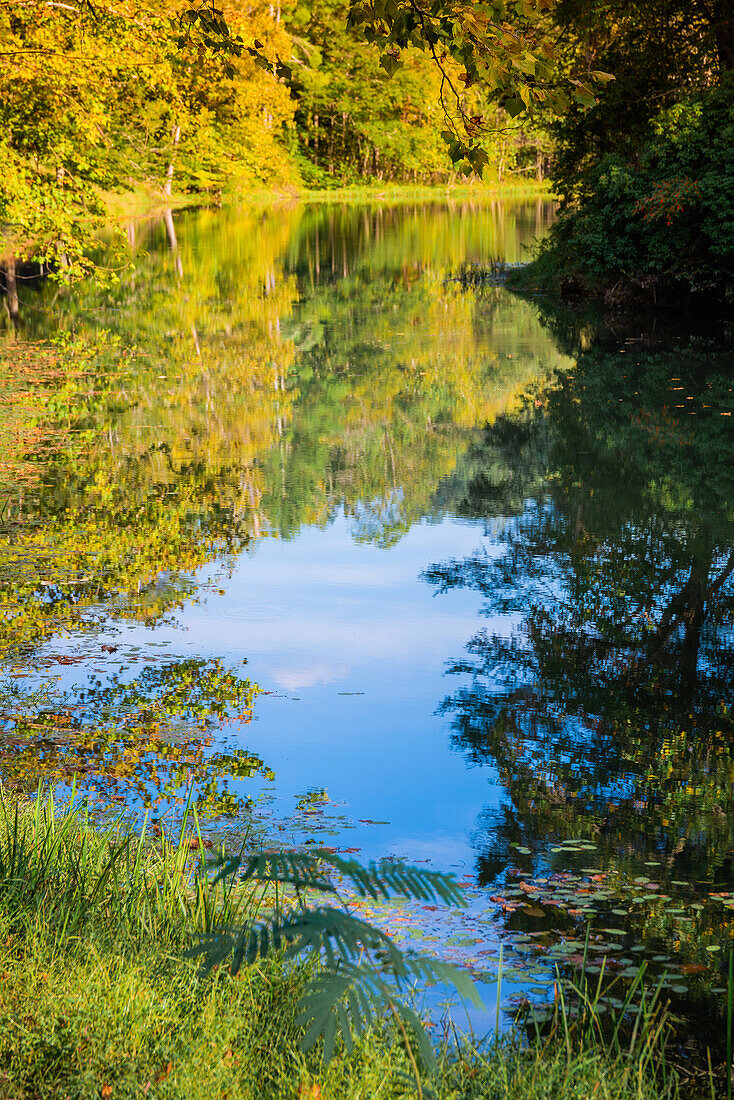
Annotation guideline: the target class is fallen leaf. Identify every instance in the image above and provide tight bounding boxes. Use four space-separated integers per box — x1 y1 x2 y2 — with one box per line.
154 1062 173 1084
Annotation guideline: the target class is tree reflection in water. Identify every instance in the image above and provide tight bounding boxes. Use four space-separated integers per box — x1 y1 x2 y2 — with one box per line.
426 327 734 885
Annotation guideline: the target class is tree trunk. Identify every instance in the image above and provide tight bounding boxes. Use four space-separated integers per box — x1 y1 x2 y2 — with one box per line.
163 209 183 277
713 0 734 70
3 259 19 324
164 123 181 197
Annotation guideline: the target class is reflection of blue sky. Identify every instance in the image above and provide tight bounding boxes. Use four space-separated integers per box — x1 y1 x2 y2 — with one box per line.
179 514 507 869
44 513 511 872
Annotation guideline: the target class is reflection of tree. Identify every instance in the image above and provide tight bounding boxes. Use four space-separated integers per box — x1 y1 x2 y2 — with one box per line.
0 658 271 816
426 333 734 881
263 203 569 544
8 201 568 578
0 201 566 813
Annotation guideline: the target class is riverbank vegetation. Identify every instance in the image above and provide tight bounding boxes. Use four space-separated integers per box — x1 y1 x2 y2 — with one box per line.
2 2 732 304
0 0 557 285
0 791 690 1099
517 2 734 304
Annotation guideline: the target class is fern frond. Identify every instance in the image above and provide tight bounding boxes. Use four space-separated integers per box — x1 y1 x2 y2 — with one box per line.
193 849 482 1074
211 848 466 907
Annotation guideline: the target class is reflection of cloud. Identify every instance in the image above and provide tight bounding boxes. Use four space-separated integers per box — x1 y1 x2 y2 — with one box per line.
182 609 483 666
270 661 350 690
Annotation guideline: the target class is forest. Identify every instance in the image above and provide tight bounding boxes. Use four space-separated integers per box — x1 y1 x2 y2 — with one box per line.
1 3 734 1100
2 0 732 300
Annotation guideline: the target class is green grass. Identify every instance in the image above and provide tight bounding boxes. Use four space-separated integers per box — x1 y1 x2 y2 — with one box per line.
102 179 554 226
281 180 555 205
0 793 688 1099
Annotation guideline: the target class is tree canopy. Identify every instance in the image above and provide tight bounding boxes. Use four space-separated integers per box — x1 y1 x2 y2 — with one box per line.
0 0 612 281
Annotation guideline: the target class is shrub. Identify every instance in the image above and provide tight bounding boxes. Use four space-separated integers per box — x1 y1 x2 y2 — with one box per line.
524 80 734 302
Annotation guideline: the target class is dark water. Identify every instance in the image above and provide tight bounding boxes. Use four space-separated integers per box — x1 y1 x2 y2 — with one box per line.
3 199 734 1039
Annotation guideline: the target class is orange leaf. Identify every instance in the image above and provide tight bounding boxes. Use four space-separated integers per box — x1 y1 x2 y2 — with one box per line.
154 1062 173 1084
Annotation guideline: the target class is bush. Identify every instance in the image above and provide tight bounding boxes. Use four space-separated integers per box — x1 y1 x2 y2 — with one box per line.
523 80 734 303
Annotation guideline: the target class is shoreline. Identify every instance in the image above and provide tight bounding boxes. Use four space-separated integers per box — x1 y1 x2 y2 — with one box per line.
103 179 555 226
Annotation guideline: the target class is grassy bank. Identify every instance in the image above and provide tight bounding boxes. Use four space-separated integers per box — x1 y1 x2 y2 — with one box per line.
102 179 554 228
289 181 556 205
0 794 685 1099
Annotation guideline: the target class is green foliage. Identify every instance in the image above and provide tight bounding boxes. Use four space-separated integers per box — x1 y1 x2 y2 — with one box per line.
343 0 610 173
0 0 295 273
0 0 573 275
0 794 682 1099
525 82 734 299
546 0 731 205
191 848 481 1072
285 0 551 186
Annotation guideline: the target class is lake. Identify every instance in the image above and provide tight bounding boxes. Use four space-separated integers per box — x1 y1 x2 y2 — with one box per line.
2 197 734 1044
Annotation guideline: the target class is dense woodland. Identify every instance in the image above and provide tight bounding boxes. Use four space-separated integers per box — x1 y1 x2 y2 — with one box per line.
0 0 556 280
1 1 733 300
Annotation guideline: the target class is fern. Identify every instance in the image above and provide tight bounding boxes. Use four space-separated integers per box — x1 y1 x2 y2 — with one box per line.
213 848 467 906
188 848 483 1076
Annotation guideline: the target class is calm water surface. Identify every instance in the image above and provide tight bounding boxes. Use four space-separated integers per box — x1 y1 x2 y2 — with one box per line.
4 198 734 1037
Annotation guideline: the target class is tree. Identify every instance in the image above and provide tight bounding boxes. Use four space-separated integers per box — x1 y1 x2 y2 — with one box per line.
546 0 733 203
344 0 611 171
0 1 293 278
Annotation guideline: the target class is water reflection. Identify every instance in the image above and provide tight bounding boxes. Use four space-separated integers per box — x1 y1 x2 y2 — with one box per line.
0 200 567 817
426 327 734 887
4 201 734 1039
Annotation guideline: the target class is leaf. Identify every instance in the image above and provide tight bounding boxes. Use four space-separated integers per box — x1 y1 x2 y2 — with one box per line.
223 850 466 907
380 53 402 76
504 97 525 118
195 850 480 1067
573 89 596 108
154 1062 173 1084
